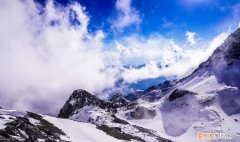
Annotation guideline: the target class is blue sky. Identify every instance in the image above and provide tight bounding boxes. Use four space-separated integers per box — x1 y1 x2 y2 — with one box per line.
36 0 240 42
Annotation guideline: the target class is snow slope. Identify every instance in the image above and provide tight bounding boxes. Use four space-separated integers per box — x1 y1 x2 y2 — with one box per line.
44 116 122 142
0 108 122 142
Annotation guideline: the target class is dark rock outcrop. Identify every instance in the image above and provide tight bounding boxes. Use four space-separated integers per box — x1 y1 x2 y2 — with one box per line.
0 112 68 142
110 93 130 107
58 89 118 118
168 89 195 101
97 125 145 142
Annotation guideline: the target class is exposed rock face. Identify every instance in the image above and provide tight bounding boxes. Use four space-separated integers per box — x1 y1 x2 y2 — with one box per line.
168 89 194 101
0 111 68 142
109 93 130 107
58 89 118 118
96 125 145 142
215 28 240 61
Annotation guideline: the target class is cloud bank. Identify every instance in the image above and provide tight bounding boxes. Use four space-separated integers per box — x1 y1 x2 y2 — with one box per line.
117 31 230 83
0 0 117 114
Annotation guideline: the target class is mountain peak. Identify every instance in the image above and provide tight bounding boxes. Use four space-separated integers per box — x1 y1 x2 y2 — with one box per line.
58 89 119 118
70 89 98 102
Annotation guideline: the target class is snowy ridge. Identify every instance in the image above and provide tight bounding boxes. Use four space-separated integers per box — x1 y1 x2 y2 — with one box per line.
58 89 172 142
44 116 122 142
0 108 122 142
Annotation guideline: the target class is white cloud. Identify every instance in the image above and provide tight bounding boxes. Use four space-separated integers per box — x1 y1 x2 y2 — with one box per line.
208 31 229 52
0 0 117 114
180 0 214 6
112 0 141 30
115 35 184 66
185 31 197 46
122 61 162 83
117 30 229 83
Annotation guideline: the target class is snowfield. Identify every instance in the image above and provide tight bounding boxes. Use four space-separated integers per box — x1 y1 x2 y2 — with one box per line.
44 116 123 142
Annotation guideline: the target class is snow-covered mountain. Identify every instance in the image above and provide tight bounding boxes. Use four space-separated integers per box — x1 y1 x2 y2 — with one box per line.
58 89 172 142
0 108 122 142
1 28 240 142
